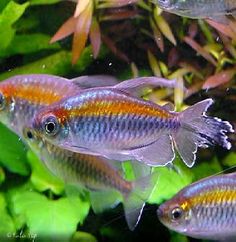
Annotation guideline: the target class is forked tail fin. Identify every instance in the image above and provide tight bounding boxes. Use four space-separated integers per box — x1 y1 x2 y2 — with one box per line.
173 98 234 167
123 171 159 230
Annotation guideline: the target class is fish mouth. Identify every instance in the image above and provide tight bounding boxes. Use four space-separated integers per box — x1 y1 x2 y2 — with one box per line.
156 207 163 218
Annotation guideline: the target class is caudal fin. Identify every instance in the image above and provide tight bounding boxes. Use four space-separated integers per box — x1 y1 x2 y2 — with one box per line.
123 172 159 230
173 98 234 167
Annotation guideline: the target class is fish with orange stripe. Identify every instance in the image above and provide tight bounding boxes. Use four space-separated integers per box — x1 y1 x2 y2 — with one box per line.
0 74 170 230
157 172 236 240
31 82 233 168
0 74 120 137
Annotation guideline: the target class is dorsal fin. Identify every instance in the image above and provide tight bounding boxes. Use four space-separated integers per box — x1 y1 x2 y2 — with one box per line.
71 75 119 88
113 77 176 97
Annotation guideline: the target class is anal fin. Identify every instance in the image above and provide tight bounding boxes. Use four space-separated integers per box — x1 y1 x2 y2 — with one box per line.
130 135 175 167
90 190 122 214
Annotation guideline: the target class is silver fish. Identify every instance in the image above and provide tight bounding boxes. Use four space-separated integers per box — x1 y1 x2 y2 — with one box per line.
157 172 236 240
157 0 236 22
32 83 233 168
0 74 166 230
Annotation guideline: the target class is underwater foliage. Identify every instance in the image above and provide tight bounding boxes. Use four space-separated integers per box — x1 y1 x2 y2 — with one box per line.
0 0 235 241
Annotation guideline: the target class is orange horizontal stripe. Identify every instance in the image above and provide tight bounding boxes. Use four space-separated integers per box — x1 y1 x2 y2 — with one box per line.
54 98 173 123
189 189 236 207
1 83 63 105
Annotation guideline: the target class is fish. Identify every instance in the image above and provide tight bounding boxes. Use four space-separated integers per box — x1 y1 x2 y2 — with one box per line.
23 127 158 230
0 73 123 136
31 81 233 168
0 74 175 137
156 0 236 23
0 74 168 230
157 172 236 241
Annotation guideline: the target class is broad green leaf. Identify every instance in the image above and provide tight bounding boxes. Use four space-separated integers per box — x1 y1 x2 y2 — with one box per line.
0 25 15 51
30 0 61 5
10 190 90 240
191 156 222 181
0 193 16 237
0 123 29 176
0 51 72 81
0 1 29 26
27 151 64 195
0 45 109 81
0 34 60 57
148 157 194 204
7 182 36 230
170 231 189 242
71 231 97 242
223 152 236 167
0 1 29 51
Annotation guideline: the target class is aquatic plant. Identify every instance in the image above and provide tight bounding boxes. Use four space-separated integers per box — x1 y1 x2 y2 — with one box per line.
0 0 235 241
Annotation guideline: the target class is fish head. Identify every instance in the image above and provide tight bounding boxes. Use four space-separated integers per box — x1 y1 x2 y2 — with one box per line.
31 106 70 148
157 193 193 234
22 126 55 165
22 126 43 151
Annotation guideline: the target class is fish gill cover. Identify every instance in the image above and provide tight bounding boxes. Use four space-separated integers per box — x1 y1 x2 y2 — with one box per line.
0 0 235 242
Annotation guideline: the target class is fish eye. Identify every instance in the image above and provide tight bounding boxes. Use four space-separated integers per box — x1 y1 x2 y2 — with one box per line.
23 128 35 140
43 115 59 136
171 207 183 221
26 130 34 140
0 92 6 110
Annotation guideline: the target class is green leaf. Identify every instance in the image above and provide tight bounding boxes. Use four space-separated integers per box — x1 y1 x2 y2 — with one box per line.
148 157 194 204
7 182 35 230
170 231 189 242
0 45 109 81
71 231 97 242
0 1 29 51
10 190 90 240
0 123 29 176
27 151 64 195
191 156 222 181
223 152 236 167
0 34 60 57
29 0 61 5
0 193 16 237
0 1 29 26
0 25 15 51
0 51 72 81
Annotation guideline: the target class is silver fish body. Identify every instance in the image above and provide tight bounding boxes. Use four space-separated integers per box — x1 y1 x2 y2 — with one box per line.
157 0 236 19
157 172 236 240
32 86 233 167
0 74 81 137
0 74 161 230
26 130 133 194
